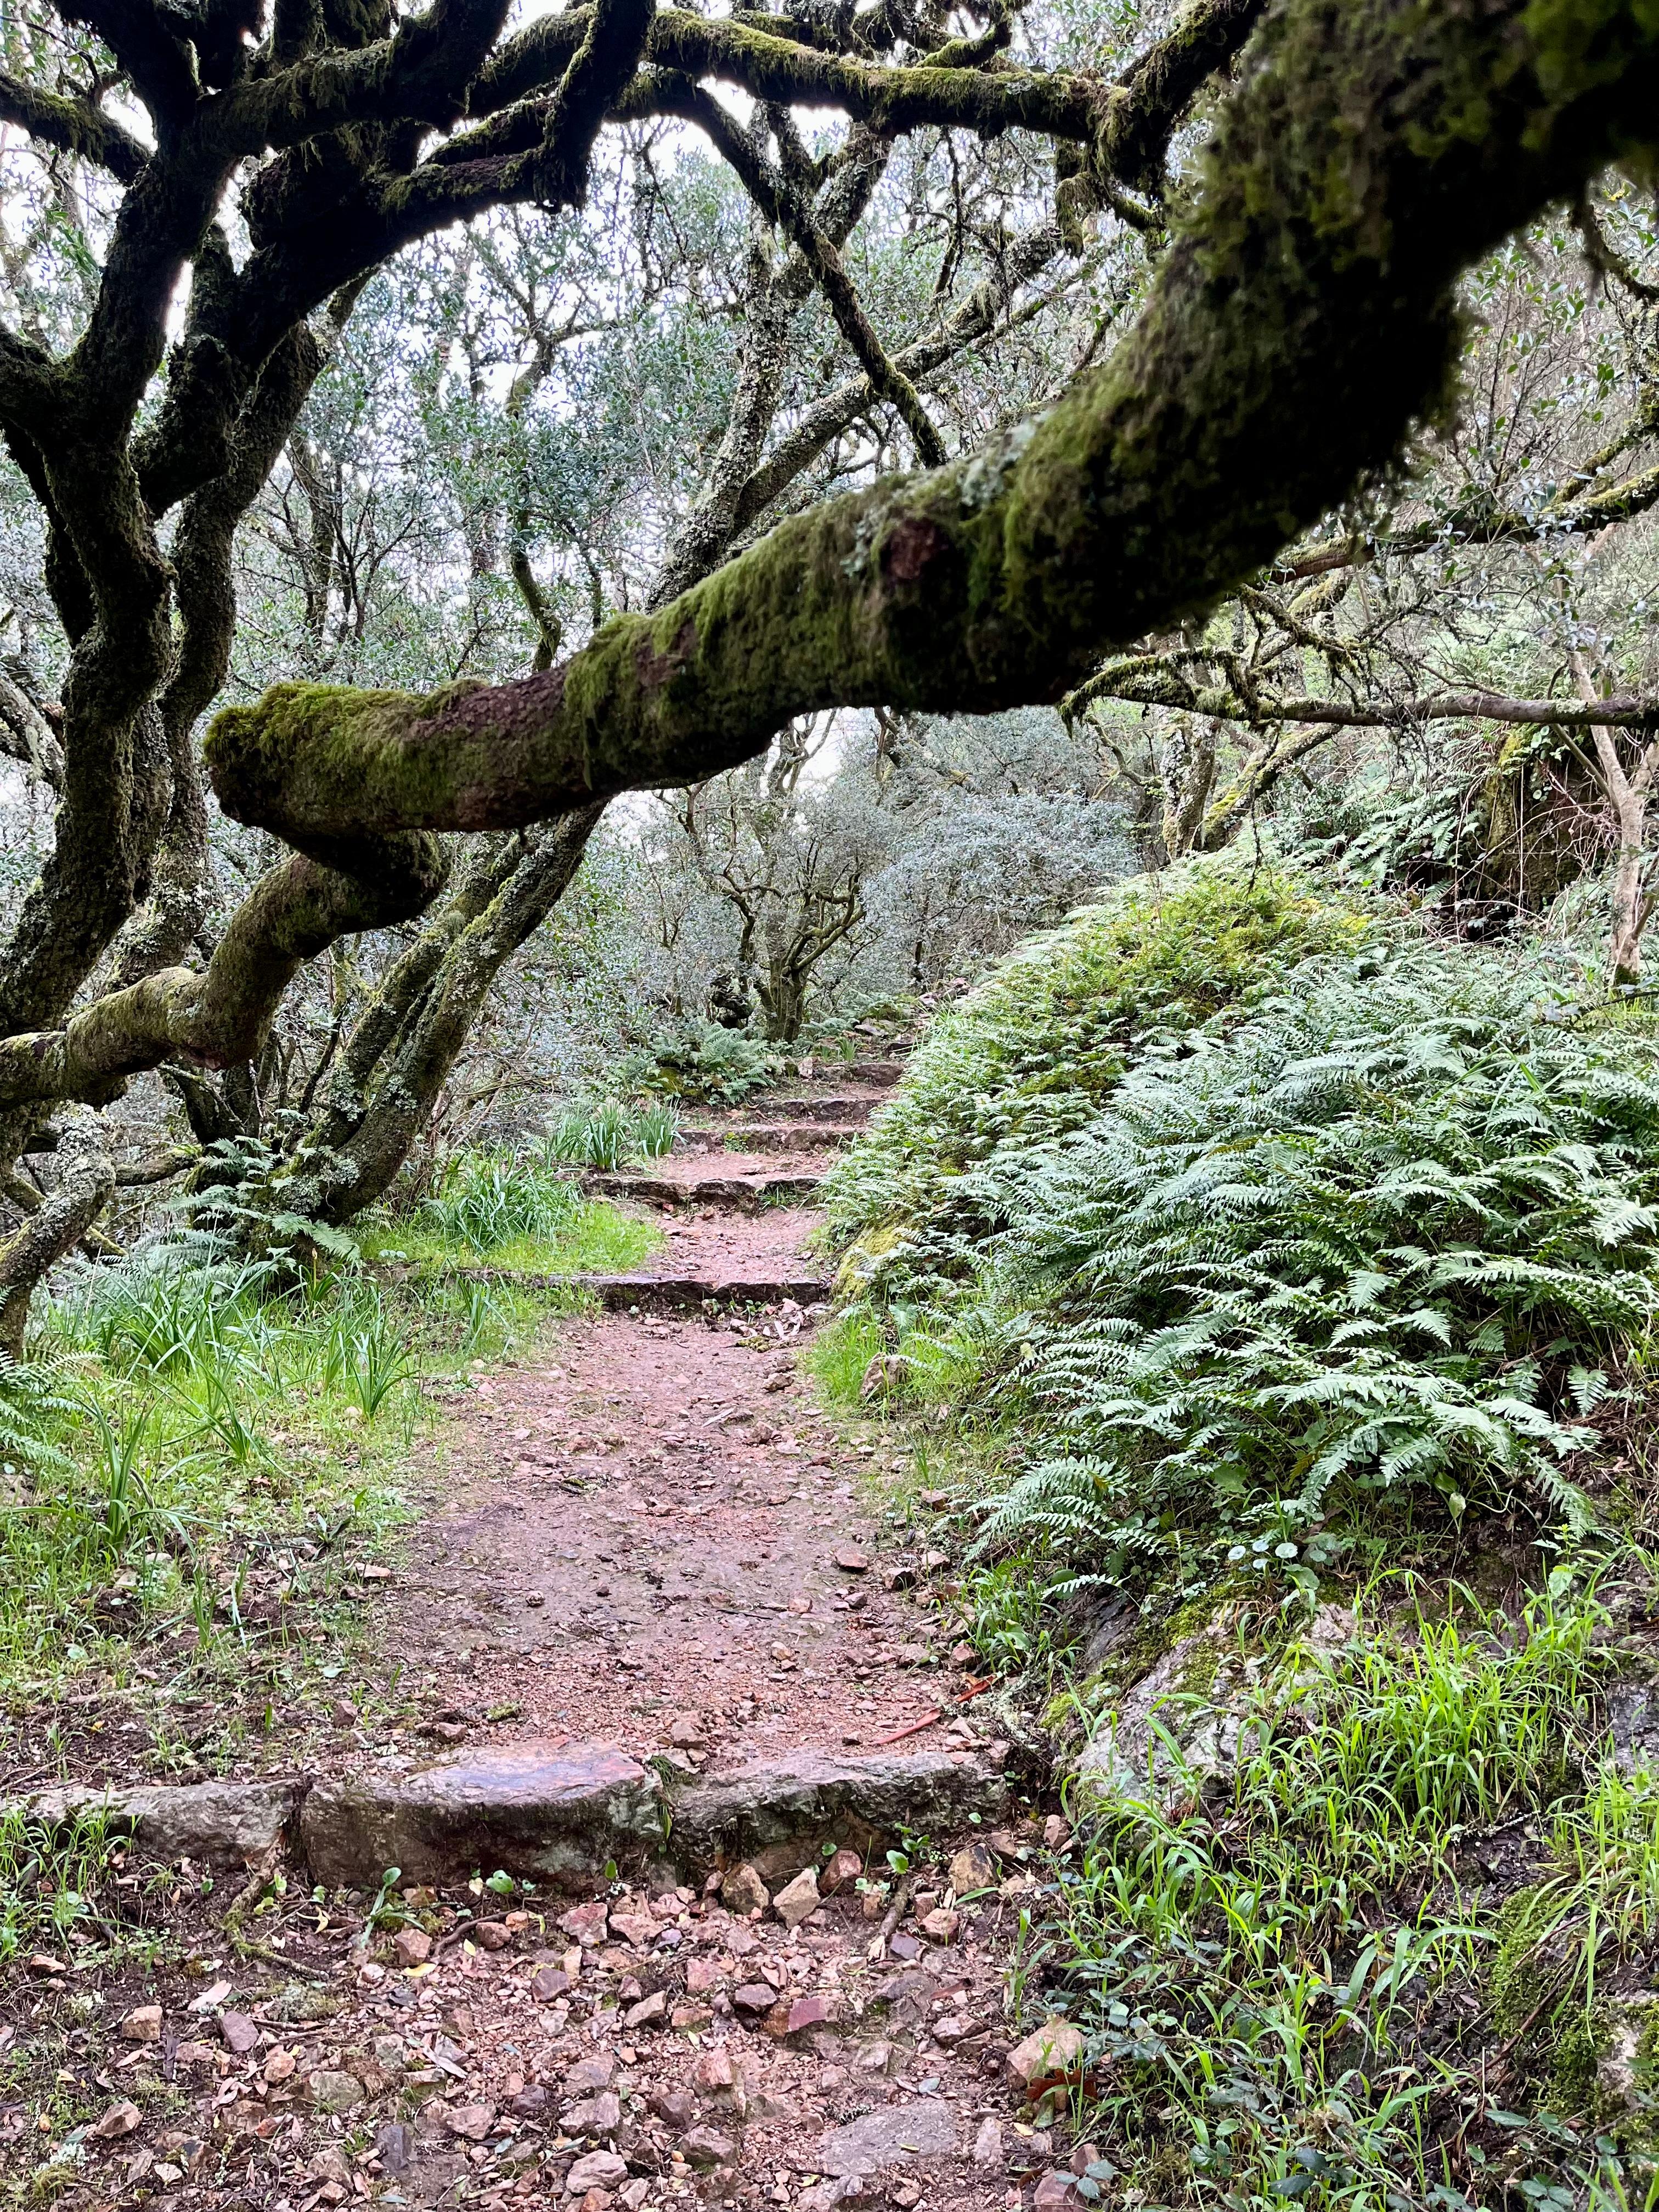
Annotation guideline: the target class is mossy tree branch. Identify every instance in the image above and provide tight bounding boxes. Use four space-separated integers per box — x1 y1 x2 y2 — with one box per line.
204 0 1659 857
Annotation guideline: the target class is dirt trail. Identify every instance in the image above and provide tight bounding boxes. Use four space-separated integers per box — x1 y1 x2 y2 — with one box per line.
4 1076 1079 2212
389 1219 977 1770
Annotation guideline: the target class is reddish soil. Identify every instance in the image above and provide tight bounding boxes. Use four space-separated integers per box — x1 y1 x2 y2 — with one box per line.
1 1094 1090 2212
384 1218 983 1774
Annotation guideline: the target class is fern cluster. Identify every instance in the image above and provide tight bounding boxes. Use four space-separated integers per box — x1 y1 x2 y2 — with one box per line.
831 875 1659 1582
974 944 1659 1573
822 861 1372 1302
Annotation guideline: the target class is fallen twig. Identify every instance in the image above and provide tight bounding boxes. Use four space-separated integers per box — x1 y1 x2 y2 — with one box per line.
871 1678 994 1746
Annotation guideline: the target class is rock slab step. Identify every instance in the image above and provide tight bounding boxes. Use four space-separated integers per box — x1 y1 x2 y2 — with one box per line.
588 1170 823 1209
301 1740 665 1889
669 1748 1006 1883
4 1779 300 1867
583 1271 830 1312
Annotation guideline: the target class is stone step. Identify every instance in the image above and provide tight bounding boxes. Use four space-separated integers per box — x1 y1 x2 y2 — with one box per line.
582 1270 831 1312
587 1169 821 1209
7 1743 1007 1893
680 1123 855 1154
764 1093 884 1123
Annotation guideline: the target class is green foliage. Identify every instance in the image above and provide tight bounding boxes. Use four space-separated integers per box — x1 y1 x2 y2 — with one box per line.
625 1019 789 1104
1051 1584 1627 2208
546 1097 680 1170
823 862 1372 1299
417 1147 585 1249
970 941 1659 1587
0 1805 124 1967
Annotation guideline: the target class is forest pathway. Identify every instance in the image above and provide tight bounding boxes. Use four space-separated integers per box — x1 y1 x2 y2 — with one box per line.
305 1068 1056 2212
7 1073 1074 2212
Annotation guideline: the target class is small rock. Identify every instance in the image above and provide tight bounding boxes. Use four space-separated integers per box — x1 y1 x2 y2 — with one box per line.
120 2004 162 2043
693 2049 737 2093
472 1919 511 1951
565 2053 615 2094
377 2121 416 2175
308 2148 353 2187
951 1640 978 1667
1006 2017 1087 2092
531 1965 571 2001
264 2047 297 2083
174 2039 218 2076
973 2116 1003 2166
89 2101 143 2140
949 1841 996 1895
1042 1814 1071 1852
772 1865 820 1928
648 2087 695 2129
683 2126 737 2168
566 2150 630 2194
560 1900 611 1946
610 1910 657 1947
331 1698 358 1728
821 1846 864 1894
308 2069 366 2114
620 2183 651 2211
218 2008 259 2055
771 1994 834 2039
564 2090 623 2132
918 1907 960 1944
721 1862 769 1917
444 2103 496 2142
394 1926 432 1967
668 1712 706 1747
735 1983 776 2015
932 2015 973 2044
895 1643 932 1666
623 1989 667 2029
1034 2174 1077 2209
685 1956 723 1994
833 1546 870 1573
887 1931 922 1961
509 2083 549 2119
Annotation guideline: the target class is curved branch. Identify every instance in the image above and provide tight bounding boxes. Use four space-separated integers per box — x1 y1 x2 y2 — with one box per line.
0 71 150 179
0 1108 113 1357
0 836 447 1110
205 0 1659 853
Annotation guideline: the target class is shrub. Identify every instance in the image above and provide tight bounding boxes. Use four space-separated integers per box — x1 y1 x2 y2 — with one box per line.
969 941 1659 1582
625 1019 789 1104
822 862 1373 1302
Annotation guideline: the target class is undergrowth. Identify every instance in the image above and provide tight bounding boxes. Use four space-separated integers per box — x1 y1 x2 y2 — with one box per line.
1040 1581 1649 2210
814 862 1659 2207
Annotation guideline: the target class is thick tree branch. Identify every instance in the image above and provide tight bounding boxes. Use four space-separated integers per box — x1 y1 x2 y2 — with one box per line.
0 71 150 179
0 837 447 1110
205 0 1659 854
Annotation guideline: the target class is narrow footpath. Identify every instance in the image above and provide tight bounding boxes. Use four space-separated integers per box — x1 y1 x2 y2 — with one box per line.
7 1068 1088 2212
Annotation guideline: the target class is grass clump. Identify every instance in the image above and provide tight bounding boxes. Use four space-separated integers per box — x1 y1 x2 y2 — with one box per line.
1040 1585 1642 2209
385 1146 660 1273
546 1097 680 1170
